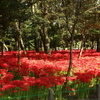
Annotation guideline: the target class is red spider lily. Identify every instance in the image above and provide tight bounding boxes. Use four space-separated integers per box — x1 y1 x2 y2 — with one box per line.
11 80 25 87
66 76 77 81
76 81 80 84
1 84 15 91
97 69 100 77
66 87 70 89
0 49 100 95
75 72 94 84
71 88 75 91
12 90 18 93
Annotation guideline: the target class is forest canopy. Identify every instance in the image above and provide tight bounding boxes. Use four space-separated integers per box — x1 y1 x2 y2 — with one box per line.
0 0 100 54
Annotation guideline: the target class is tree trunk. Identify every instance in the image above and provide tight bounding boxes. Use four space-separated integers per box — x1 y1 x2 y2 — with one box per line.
20 36 27 54
97 38 100 52
39 1 51 55
18 34 21 64
78 38 85 59
34 32 41 52
15 21 21 64
78 25 86 59
62 31 75 98
62 0 80 98
67 33 74 76
1 37 5 57
40 25 51 55
4 43 8 51
78 43 84 59
91 40 94 49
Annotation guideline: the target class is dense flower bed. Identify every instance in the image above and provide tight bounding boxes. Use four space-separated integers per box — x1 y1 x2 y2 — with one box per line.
0 49 100 96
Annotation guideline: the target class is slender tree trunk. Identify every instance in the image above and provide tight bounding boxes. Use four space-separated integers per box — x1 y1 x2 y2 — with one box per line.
78 37 85 59
18 34 21 64
78 23 86 59
31 0 42 52
1 37 5 57
40 25 51 55
62 0 80 98
20 36 27 54
15 21 21 64
14 40 18 51
43 31 50 55
4 43 8 51
39 1 51 55
1 39 8 56
97 37 100 52
9 42 12 51
34 32 41 52
39 38 44 51
67 33 74 76
62 19 76 98
78 42 84 59
62 31 75 98
91 40 94 49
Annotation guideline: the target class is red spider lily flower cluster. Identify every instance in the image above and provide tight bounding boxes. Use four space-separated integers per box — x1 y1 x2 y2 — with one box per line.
0 49 100 95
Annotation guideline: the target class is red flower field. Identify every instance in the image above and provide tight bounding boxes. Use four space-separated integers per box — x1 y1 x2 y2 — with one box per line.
0 49 100 96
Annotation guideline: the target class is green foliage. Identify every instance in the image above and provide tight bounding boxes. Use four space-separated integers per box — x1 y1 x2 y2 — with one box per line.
0 0 100 51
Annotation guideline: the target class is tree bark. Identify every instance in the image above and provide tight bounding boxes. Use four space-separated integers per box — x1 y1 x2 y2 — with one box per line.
40 25 51 55
62 0 81 98
38 1 51 55
78 33 86 59
97 37 100 52
34 32 41 52
78 21 86 59
1 37 5 57
91 40 94 49
4 43 8 51
20 36 27 54
17 33 21 64
15 21 21 64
